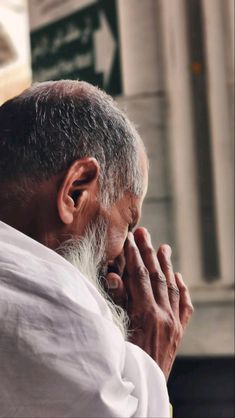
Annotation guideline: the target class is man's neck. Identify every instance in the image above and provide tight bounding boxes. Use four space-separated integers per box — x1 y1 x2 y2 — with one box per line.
0 210 30 237
0 208 59 251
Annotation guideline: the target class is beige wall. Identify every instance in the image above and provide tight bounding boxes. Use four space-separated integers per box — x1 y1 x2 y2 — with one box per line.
117 0 234 355
0 0 31 104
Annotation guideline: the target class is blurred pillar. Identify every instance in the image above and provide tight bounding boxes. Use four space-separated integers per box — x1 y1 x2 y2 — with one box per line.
117 0 162 95
201 0 234 285
116 0 177 264
159 0 202 286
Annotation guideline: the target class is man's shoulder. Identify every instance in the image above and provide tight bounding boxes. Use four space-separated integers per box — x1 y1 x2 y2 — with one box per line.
0 223 124 375
0 220 74 286
0 221 105 317
0 221 70 272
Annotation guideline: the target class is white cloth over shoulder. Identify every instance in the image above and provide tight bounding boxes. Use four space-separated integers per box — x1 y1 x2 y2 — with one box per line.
0 221 170 418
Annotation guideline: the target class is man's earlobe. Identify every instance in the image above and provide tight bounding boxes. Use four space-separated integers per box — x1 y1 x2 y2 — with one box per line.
58 196 75 225
57 158 100 225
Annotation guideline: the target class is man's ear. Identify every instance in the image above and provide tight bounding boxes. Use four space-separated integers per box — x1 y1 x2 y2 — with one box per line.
57 158 100 225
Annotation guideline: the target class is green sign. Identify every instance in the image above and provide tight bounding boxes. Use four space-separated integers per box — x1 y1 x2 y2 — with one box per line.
30 0 122 95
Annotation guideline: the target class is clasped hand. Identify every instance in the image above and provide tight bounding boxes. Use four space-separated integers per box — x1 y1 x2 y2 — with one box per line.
106 227 194 381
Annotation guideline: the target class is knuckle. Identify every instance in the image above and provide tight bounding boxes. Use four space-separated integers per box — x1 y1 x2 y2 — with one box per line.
181 284 188 293
168 284 180 297
182 303 194 321
179 279 189 293
163 262 173 274
164 258 173 269
150 270 166 284
142 245 155 258
159 244 172 259
134 265 149 280
168 280 175 287
159 256 173 272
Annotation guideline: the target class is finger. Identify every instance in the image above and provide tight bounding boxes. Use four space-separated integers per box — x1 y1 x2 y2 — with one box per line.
175 273 194 329
134 228 170 308
124 232 154 304
157 245 180 314
106 272 127 309
157 244 176 286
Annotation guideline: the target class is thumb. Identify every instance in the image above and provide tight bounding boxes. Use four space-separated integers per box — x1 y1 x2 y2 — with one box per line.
106 272 127 309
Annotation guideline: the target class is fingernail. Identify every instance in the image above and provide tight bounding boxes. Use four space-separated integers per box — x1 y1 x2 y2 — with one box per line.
108 278 118 289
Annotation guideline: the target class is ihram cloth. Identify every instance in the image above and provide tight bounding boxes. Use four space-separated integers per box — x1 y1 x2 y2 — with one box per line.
0 221 170 417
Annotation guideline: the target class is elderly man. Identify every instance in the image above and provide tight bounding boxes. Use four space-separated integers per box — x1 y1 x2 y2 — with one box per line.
0 80 193 417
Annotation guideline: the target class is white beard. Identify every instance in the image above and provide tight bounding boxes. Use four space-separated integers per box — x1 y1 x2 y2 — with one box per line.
56 215 129 339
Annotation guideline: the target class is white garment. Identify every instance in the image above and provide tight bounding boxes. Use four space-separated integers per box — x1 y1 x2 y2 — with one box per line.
0 221 170 418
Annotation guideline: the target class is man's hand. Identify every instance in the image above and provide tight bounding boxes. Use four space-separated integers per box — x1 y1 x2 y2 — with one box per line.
106 227 194 381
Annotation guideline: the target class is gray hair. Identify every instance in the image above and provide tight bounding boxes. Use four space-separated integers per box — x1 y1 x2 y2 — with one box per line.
0 80 145 206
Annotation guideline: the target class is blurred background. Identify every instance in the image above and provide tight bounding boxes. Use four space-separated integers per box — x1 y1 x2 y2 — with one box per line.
0 0 234 417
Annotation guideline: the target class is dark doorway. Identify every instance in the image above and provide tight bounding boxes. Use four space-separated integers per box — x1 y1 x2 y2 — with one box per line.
168 356 234 418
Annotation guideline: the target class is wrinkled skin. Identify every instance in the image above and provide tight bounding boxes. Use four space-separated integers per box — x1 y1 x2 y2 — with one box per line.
106 227 194 381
